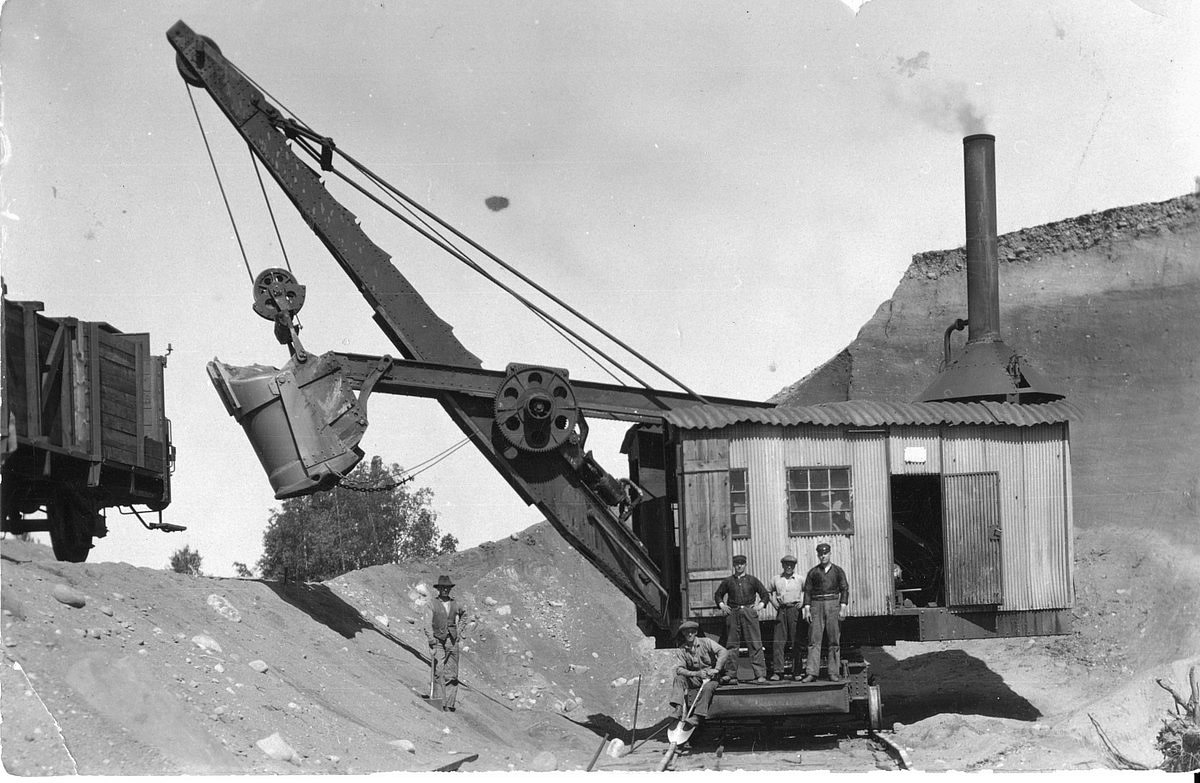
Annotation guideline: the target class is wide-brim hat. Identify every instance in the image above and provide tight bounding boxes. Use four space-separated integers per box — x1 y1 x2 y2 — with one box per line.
434 575 455 589
677 620 700 635
816 543 831 554
781 554 798 564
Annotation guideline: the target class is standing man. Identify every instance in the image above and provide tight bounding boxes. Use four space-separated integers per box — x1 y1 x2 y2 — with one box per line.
667 620 729 727
426 574 467 711
800 543 850 682
713 554 770 684
768 553 805 680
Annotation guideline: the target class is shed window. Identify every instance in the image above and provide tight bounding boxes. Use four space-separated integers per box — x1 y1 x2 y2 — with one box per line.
730 468 750 539
787 467 853 535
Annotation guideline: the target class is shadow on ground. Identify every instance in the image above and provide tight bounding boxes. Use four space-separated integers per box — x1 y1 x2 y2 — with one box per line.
863 646 1042 725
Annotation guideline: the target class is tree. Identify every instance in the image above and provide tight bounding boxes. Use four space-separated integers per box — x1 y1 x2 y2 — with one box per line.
255 456 457 582
232 561 255 578
169 545 203 576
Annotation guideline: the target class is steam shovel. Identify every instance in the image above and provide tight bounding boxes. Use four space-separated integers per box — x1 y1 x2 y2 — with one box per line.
659 676 714 770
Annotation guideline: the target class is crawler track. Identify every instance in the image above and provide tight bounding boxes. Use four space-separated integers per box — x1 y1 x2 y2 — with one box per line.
595 727 910 772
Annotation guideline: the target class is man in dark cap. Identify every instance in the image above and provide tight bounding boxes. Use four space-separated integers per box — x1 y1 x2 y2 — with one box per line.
667 620 728 727
426 575 468 710
800 543 849 682
768 553 805 680
713 554 770 684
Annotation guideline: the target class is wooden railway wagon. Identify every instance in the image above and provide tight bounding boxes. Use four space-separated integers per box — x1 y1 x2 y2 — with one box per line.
1 295 174 561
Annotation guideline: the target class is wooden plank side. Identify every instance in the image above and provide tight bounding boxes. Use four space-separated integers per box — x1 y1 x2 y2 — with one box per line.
681 436 729 473
683 470 731 571
686 574 728 615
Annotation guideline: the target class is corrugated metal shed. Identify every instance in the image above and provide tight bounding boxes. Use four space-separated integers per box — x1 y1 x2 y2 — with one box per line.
663 399 1079 430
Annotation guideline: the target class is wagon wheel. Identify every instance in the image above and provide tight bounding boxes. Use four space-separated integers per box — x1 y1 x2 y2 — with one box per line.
47 492 97 562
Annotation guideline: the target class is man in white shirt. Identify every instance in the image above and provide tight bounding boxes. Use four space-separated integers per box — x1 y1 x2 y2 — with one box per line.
768 554 805 680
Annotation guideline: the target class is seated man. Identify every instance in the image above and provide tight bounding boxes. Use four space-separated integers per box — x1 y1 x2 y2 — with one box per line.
668 620 729 727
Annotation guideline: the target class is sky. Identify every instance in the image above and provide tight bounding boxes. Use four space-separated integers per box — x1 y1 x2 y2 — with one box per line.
2 0 1196 577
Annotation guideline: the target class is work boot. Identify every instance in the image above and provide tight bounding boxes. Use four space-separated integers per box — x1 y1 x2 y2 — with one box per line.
753 677 767 684
799 674 816 683
768 674 780 681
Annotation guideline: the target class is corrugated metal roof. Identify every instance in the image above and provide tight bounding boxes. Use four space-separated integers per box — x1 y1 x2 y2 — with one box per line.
663 399 1080 430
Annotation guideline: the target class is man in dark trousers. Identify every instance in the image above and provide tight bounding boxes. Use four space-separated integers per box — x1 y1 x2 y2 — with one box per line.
667 620 729 727
713 554 770 684
800 543 850 682
768 553 805 680
426 574 467 711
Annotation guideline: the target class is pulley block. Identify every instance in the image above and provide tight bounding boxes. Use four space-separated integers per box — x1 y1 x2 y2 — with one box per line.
175 34 221 88
252 267 306 322
494 364 579 453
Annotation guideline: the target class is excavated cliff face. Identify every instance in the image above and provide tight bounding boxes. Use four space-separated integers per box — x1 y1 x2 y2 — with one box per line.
773 193 1200 542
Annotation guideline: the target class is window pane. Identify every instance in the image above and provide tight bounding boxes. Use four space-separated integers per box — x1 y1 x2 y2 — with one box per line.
787 469 807 490
812 510 832 531
788 511 810 535
730 469 746 492
814 489 832 511
830 489 851 511
788 491 809 512
830 468 850 488
810 470 829 490
831 511 853 532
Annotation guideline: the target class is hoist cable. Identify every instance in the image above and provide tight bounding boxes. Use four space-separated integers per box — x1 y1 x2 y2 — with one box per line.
234 63 643 389
337 147 711 404
403 438 471 481
233 64 707 401
292 136 644 389
249 149 293 273
185 84 254 282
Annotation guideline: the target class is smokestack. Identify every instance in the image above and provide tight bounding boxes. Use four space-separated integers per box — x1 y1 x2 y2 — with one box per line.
963 134 1001 344
915 136 1064 404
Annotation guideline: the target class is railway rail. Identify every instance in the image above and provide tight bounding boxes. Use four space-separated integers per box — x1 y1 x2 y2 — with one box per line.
593 726 912 772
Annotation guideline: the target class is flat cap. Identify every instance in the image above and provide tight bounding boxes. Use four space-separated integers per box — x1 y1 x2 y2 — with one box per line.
677 620 700 634
816 543 831 554
781 554 798 564
732 554 747 564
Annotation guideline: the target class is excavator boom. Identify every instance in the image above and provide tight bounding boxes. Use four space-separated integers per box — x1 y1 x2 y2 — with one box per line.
169 21 771 632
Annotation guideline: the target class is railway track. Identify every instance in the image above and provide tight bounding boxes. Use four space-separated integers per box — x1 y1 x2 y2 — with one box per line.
593 726 912 772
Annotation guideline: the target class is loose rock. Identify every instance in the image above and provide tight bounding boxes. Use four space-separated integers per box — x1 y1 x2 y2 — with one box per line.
191 634 222 654
249 660 270 673
52 584 87 608
206 594 242 623
530 751 557 771
390 739 417 754
255 732 299 765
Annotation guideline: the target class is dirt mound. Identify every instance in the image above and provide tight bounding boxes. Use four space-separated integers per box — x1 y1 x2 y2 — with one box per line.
0 526 680 774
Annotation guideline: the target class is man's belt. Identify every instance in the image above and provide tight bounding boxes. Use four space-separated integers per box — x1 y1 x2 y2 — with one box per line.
811 594 842 600
778 602 801 608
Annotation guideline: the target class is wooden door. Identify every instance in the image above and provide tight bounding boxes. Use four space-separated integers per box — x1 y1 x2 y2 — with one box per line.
680 437 732 614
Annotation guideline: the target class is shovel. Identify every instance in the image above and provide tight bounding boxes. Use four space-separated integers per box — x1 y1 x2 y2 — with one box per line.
422 653 444 710
660 674 715 768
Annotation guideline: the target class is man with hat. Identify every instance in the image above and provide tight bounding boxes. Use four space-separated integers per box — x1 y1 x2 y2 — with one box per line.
713 554 770 684
768 553 805 680
667 620 729 727
426 574 468 711
800 543 850 683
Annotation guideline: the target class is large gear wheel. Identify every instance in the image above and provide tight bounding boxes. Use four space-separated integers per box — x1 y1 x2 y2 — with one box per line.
494 365 579 453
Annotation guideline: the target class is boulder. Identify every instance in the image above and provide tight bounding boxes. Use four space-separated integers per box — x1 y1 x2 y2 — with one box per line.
52 584 86 608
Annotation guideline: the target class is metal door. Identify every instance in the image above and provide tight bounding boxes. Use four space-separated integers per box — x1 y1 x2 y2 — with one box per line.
941 472 1002 607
